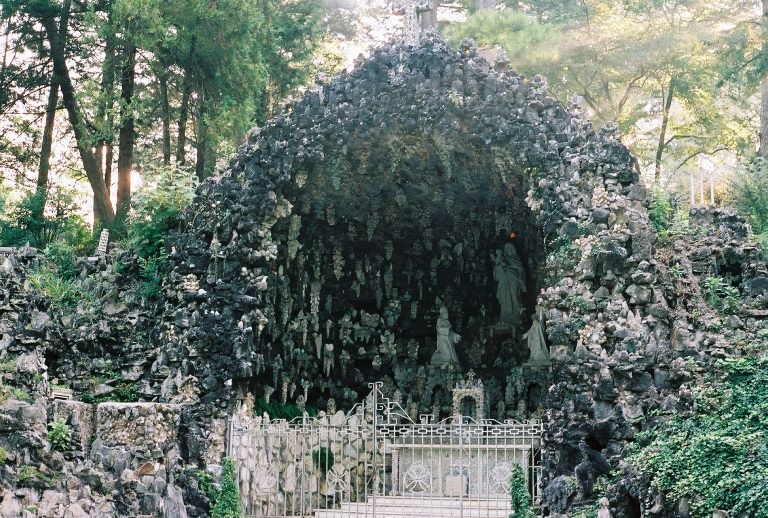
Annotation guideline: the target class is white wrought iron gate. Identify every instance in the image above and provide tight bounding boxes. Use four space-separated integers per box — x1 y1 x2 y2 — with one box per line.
228 383 543 517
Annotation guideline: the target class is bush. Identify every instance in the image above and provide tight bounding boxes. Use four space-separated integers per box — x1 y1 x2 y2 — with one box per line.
0 187 89 249
47 417 71 452
16 465 59 487
127 165 196 261
44 240 80 280
627 357 768 517
27 266 82 309
509 464 534 518
731 157 768 238
649 185 673 234
702 276 740 315
0 384 33 403
0 446 7 463
137 251 169 300
211 457 241 518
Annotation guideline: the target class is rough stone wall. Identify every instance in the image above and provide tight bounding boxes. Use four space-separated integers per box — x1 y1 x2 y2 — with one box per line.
153 37 655 514
1 36 766 518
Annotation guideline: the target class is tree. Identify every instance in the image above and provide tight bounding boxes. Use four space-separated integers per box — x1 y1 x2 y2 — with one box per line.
760 0 768 156
445 0 757 183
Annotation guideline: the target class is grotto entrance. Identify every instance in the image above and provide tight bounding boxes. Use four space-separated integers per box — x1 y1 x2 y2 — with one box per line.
258 134 548 421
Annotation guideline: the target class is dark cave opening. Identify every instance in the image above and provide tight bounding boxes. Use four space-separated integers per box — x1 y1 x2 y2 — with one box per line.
248 138 547 419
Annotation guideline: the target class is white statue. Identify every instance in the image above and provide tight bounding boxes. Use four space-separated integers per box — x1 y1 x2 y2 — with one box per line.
597 497 612 518
323 343 334 377
493 243 526 326
523 306 550 364
431 305 460 367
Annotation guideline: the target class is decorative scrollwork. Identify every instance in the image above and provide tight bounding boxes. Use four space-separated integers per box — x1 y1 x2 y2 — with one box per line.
489 462 514 494
257 465 278 491
403 463 432 493
326 464 349 492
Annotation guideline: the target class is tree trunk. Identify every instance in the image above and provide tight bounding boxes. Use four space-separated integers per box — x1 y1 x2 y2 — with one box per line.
176 70 191 165
95 12 116 195
37 75 58 195
116 44 136 222
36 0 72 213
195 92 207 181
40 4 115 228
760 0 768 156
105 143 113 191
654 78 675 182
159 69 171 166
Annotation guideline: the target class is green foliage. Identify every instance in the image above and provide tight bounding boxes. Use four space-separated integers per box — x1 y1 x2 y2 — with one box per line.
80 382 139 404
198 470 217 507
0 188 90 249
211 457 242 518
16 465 59 487
137 251 169 300
0 447 7 464
444 10 554 60
27 266 83 309
702 276 740 315
127 166 196 260
312 447 334 475
508 465 534 518
44 240 80 281
730 157 768 244
668 263 684 282
0 358 17 373
548 235 578 270
0 384 33 403
444 1 756 180
649 186 673 233
569 502 599 518
628 357 768 517
47 417 71 452
253 399 318 420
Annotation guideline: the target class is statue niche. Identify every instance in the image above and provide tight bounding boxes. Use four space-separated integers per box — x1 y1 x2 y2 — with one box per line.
493 242 527 331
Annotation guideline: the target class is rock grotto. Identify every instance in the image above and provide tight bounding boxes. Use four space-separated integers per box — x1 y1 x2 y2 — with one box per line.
2 37 768 517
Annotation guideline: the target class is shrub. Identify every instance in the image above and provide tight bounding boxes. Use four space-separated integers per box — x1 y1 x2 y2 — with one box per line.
198 470 217 507
509 464 534 518
0 358 16 373
649 185 673 234
47 418 71 452
0 446 8 463
27 266 82 309
0 187 88 249
127 165 196 261
211 457 241 518
16 465 59 487
702 276 740 315
0 384 33 403
44 240 80 280
628 357 768 517
137 251 169 300
731 157 768 238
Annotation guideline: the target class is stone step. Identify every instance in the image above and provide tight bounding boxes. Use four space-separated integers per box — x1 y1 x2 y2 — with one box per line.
313 496 513 518
314 509 511 518
340 497 510 509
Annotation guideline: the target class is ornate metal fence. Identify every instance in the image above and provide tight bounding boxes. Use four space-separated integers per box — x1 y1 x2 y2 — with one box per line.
228 383 543 517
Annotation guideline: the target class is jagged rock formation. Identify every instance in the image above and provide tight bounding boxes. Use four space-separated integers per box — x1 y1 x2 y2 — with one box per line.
2 38 768 517
152 38 658 514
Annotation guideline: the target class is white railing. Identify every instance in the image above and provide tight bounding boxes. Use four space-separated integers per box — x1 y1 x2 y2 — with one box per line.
228 383 543 517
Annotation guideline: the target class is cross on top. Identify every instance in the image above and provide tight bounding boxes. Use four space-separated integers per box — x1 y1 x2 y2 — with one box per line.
393 0 432 46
